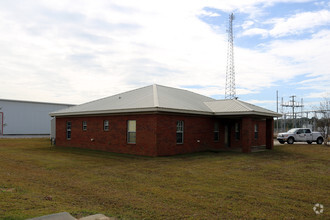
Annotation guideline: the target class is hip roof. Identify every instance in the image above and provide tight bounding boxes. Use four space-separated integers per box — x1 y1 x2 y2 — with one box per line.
50 84 281 117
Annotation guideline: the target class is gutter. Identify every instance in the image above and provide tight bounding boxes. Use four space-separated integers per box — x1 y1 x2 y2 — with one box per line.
50 107 281 118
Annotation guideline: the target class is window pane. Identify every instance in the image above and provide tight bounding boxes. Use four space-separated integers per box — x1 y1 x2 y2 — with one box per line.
128 120 136 132
176 121 184 144
235 123 239 132
177 121 183 132
66 121 71 139
104 120 109 131
128 132 136 143
127 120 136 143
214 122 219 131
176 133 183 144
214 132 219 141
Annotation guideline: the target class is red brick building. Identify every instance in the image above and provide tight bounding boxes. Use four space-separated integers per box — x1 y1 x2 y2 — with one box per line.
50 85 280 156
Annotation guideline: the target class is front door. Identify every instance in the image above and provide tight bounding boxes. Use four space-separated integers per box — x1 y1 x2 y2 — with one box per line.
225 125 230 147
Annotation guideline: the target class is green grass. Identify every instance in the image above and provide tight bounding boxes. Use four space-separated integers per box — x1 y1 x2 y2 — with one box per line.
0 139 329 219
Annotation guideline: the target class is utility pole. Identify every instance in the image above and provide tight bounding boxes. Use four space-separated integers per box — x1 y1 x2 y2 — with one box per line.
225 13 236 99
281 95 304 128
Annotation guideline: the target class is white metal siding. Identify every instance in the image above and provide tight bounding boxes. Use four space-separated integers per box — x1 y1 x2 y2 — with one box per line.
0 100 73 135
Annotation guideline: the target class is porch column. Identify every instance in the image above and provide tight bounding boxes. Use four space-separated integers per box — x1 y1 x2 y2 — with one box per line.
241 117 252 153
266 118 274 150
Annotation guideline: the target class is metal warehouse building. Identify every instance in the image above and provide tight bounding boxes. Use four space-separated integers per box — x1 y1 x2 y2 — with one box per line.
0 99 74 135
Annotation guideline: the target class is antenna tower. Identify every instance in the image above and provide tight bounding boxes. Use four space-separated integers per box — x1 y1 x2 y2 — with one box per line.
225 13 236 99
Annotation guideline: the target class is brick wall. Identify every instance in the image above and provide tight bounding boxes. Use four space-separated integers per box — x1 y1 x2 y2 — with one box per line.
55 113 269 156
56 114 158 156
156 114 216 156
251 119 266 146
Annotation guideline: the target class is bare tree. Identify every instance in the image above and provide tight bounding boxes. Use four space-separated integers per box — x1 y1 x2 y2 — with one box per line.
315 97 330 145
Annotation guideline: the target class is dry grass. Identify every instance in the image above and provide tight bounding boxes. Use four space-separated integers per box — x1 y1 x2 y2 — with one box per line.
0 138 329 219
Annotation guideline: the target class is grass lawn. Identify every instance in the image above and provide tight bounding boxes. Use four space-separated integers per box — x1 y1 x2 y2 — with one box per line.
0 139 329 219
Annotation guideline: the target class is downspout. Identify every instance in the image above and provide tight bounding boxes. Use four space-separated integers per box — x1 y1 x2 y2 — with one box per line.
0 112 3 135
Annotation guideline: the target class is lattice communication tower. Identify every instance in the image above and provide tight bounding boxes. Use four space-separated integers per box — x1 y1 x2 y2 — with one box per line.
225 13 236 99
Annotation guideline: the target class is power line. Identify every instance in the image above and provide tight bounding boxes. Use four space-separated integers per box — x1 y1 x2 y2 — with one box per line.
281 95 304 128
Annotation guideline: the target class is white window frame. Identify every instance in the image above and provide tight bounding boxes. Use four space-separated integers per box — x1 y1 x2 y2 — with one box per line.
66 121 71 140
254 124 258 139
104 120 109 131
127 120 136 144
176 121 184 144
82 121 87 131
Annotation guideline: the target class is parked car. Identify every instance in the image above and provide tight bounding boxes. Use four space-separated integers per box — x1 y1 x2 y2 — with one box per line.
277 128 323 144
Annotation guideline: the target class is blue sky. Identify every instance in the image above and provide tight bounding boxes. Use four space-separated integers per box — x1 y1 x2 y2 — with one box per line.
0 0 329 113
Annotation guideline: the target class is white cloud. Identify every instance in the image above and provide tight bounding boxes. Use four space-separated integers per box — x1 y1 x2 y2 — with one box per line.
199 10 221 17
306 92 330 99
242 28 269 37
243 9 330 38
0 0 328 106
269 10 330 37
241 20 254 29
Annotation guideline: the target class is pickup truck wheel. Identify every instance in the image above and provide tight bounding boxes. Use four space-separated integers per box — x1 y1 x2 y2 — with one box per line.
287 137 294 144
316 137 323 145
279 140 285 144
307 141 312 144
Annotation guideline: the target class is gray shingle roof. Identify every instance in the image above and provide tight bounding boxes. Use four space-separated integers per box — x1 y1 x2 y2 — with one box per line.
50 84 281 117
205 99 281 117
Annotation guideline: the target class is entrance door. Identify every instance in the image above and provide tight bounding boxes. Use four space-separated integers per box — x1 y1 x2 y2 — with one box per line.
225 125 230 147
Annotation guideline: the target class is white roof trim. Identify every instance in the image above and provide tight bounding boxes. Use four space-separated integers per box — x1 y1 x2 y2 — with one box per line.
50 106 214 117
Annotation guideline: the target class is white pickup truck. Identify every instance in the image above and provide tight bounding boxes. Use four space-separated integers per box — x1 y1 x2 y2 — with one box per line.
277 128 323 144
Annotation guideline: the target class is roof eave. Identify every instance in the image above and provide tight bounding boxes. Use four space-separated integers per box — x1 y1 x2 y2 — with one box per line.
50 107 281 118
49 107 214 117
213 111 282 117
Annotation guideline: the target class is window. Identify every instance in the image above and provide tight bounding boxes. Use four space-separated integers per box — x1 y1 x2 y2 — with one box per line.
214 122 219 142
66 121 71 140
104 120 109 131
297 129 304 134
304 129 311 134
235 123 240 140
82 121 87 131
176 121 184 144
254 124 258 139
127 120 136 144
